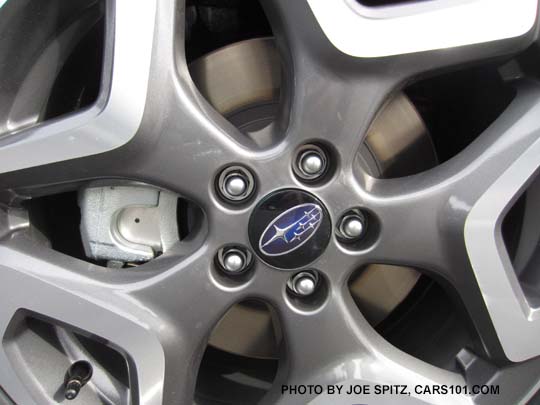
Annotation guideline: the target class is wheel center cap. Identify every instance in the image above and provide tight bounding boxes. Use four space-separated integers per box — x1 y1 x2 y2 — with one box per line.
249 189 331 269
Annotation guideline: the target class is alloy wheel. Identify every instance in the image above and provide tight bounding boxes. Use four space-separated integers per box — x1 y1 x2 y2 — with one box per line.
1 1 540 404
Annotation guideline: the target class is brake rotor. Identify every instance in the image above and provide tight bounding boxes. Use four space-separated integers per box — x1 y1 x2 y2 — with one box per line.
189 38 437 359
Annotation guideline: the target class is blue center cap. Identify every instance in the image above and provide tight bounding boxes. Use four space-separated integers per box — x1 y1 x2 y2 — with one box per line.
249 189 331 269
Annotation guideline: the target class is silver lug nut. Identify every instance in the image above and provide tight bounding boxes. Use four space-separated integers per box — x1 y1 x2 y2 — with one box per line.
338 211 367 242
217 165 255 203
224 175 247 197
223 250 246 273
289 272 318 297
294 145 328 181
216 246 252 275
295 276 316 296
300 152 324 175
342 216 364 238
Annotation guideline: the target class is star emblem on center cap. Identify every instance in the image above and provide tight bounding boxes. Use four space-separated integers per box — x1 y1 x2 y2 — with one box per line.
249 189 331 269
259 203 323 256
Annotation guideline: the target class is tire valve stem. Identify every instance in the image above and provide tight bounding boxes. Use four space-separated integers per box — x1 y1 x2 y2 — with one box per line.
64 360 93 400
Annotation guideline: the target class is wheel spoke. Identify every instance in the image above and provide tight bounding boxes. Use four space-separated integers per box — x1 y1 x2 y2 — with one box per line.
0 0 156 176
128 0 261 203
361 79 540 362
260 0 538 171
260 0 398 168
0 0 250 206
1 0 540 403
131 246 248 404
0 229 240 404
264 288 469 405
306 0 538 76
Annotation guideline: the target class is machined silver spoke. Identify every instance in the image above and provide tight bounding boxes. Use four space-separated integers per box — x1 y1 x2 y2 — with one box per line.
304 0 538 82
0 0 156 176
307 0 538 59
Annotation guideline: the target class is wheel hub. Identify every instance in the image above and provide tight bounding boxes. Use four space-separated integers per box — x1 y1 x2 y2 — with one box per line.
191 37 434 359
249 189 331 269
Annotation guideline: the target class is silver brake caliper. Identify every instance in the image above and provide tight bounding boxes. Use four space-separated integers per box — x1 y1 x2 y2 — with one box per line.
79 185 179 266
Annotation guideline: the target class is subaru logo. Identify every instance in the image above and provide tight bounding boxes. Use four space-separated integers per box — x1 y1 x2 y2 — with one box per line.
259 203 323 256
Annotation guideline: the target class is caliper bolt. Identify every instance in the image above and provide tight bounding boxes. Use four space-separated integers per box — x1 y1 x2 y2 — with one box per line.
294 144 328 181
216 246 253 275
288 271 319 297
337 209 367 242
217 165 255 203
64 360 92 400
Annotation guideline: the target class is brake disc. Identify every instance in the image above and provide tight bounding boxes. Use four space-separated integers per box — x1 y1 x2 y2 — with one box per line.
189 37 437 359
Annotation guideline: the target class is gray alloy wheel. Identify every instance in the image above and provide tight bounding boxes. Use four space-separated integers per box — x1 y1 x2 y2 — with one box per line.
1 0 540 405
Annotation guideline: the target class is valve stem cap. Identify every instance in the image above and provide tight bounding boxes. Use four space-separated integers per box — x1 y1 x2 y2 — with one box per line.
64 360 92 400
65 380 82 400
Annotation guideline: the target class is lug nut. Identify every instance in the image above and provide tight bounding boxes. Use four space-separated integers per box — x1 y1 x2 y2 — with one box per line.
224 175 248 197
294 275 316 296
217 165 255 203
337 210 367 242
300 152 324 175
294 145 328 181
288 271 319 297
341 215 364 238
216 246 252 275
223 250 246 273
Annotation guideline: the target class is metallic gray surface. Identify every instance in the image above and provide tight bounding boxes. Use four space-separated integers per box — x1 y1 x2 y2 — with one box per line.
307 0 537 57
0 0 539 404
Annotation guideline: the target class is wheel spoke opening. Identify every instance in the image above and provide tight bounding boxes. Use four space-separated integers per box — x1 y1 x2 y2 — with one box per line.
357 59 516 180
195 299 282 405
347 264 503 391
0 0 106 137
16 181 204 269
186 0 279 150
